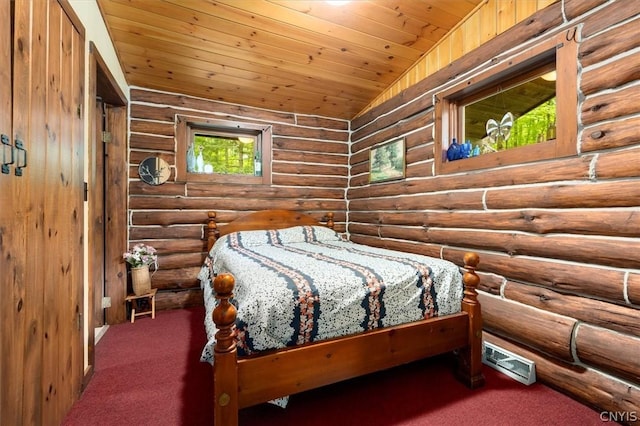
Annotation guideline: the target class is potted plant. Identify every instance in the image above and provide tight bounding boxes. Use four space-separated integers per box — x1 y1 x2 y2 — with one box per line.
123 243 158 295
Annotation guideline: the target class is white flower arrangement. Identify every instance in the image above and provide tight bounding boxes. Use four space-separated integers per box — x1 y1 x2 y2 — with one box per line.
123 243 158 269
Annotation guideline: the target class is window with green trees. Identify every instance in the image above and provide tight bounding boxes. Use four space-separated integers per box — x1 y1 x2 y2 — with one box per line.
434 31 577 175
189 131 259 176
176 116 272 184
461 69 557 155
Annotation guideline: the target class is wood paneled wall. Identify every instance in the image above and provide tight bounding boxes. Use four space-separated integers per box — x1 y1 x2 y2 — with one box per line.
349 0 640 416
123 88 348 318
362 0 557 113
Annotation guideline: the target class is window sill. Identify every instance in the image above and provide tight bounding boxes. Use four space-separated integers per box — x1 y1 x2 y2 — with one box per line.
438 140 561 174
179 173 265 185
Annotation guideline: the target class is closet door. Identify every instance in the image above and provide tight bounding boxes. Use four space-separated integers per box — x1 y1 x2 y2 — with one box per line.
0 1 25 424
1 1 85 423
36 3 85 421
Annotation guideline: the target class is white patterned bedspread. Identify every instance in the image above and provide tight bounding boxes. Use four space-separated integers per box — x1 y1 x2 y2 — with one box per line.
198 225 463 364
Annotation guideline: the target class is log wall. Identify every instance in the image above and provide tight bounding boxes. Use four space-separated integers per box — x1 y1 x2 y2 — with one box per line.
349 0 640 418
126 89 349 313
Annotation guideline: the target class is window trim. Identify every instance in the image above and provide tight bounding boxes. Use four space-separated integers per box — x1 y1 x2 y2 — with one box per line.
176 115 272 184
434 32 577 175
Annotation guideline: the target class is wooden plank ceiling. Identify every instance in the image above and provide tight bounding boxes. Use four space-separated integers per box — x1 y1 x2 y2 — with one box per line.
97 0 483 119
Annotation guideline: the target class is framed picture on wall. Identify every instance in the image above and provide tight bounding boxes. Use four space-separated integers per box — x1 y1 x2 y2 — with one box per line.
369 138 405 183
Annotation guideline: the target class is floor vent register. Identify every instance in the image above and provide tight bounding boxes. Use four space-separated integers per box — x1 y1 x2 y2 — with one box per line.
482 341 537 385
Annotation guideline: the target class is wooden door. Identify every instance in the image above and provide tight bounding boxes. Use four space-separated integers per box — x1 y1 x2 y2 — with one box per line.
104 103 129 324
0 1 85 423
91 99 107 327
0 1 26 423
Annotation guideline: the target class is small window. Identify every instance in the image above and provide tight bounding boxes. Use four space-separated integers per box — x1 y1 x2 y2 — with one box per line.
461 63 556 153
176 116 272 184
435 32 577 174
189 129 260 176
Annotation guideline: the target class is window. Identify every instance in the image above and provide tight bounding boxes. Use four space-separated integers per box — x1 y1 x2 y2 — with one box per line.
176 116 272 184
435 32 577 174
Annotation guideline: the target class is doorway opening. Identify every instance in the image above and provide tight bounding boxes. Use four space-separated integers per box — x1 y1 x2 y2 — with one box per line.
85 42 128 388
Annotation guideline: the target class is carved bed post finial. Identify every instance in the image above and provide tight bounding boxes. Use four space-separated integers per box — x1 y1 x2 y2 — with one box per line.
462 252 480 304
213 273 237 353
207 211 218 252
456 252 485 389
212 272 239 426
326 212 334 230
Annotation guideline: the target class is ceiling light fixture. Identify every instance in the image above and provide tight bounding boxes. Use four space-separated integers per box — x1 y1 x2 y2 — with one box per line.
540 71 557 81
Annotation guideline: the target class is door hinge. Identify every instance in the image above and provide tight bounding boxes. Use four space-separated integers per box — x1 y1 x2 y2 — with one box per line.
102 297 111 309
102 131 112 143
84 182 88 202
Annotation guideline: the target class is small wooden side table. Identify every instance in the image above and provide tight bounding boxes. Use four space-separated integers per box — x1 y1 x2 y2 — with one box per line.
125 288 158 323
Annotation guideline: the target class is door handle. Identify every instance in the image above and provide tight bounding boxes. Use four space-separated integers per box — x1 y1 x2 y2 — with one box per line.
14 139 27 176
1 134 13 174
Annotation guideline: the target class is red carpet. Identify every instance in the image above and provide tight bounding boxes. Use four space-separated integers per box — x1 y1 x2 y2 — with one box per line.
63 307 607 426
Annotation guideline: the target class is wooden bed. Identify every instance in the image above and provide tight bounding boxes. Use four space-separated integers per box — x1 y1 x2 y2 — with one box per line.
205 209 484 425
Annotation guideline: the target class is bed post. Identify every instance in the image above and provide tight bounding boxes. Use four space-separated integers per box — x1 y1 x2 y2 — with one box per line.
207 211 218 252
456 252 485 388
326 212 334 229
212 273 239 426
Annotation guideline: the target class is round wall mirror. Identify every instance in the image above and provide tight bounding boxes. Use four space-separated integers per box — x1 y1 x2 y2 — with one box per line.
139 157 170 185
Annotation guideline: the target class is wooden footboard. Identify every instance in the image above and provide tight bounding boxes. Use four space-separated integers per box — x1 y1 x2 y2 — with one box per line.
211 252 484 426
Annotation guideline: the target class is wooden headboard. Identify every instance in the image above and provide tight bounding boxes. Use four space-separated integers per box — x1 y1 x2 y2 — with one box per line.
206 210 335 252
